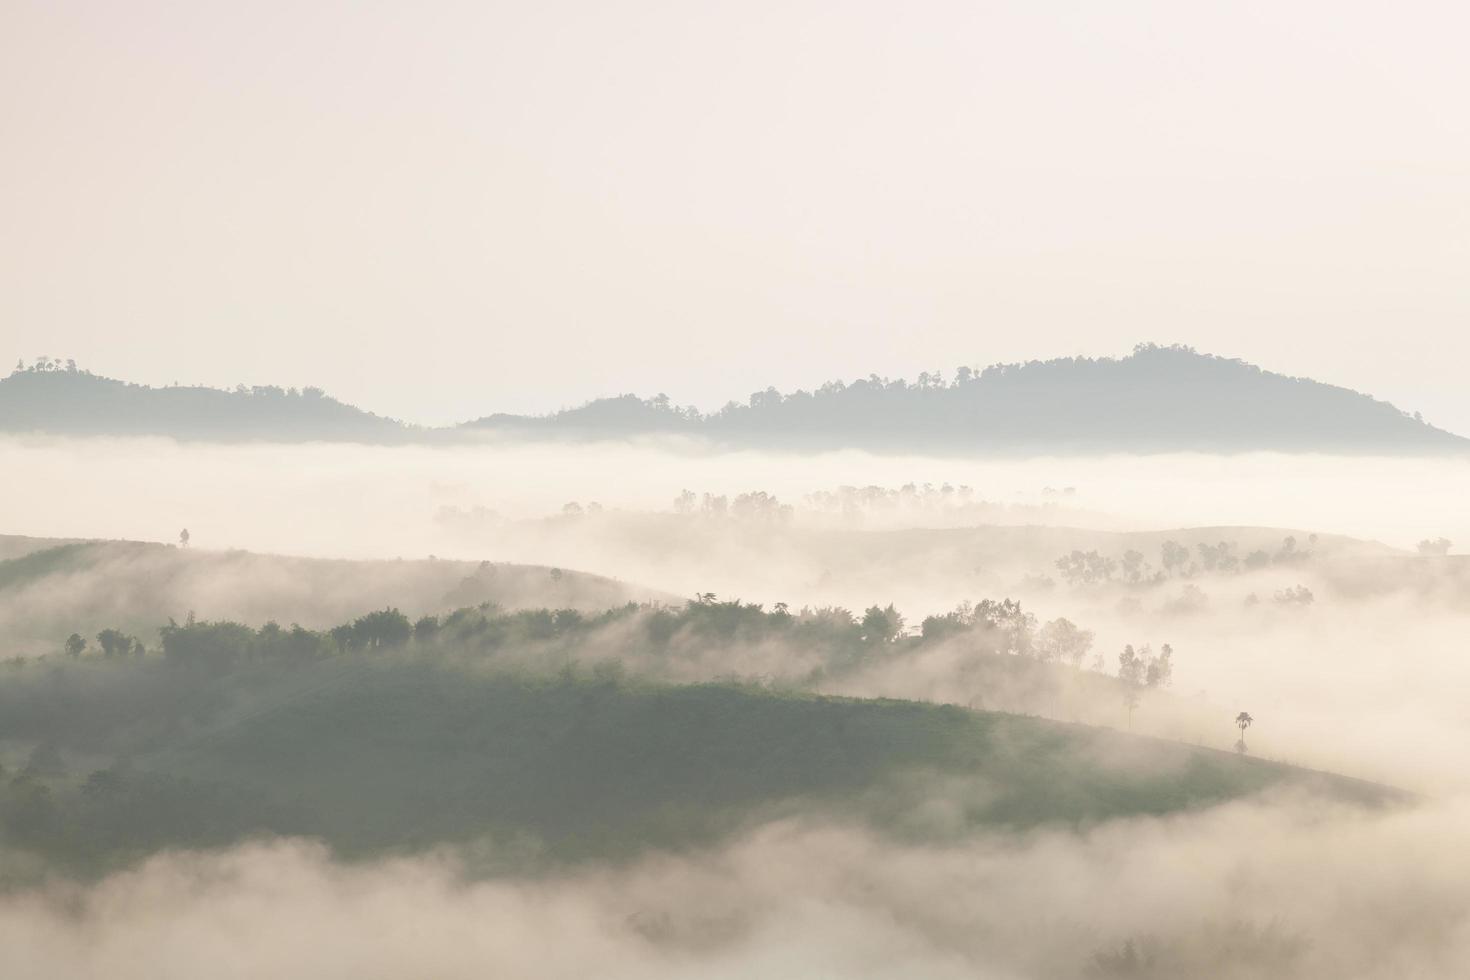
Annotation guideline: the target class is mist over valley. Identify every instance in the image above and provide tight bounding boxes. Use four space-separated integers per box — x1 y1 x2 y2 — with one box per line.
6 1 1468 972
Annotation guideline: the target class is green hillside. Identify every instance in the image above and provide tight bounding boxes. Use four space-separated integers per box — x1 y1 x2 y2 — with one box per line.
0 635 1394 877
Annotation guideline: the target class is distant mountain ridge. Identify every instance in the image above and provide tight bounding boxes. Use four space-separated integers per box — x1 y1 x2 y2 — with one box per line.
0 367 411 443
468 344 1468 454
3 345 1465 453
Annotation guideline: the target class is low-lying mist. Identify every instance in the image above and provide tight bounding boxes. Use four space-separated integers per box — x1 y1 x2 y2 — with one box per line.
3 436 1468 559
0 541 662 655
4 796 1468 980
5 436 1470 796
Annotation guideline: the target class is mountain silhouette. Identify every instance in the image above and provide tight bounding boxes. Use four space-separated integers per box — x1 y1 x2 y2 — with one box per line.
464 344 1468 454
5 345 1464 453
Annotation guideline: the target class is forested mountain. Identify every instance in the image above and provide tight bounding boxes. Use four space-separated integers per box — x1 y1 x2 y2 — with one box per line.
0 363 410 442
469 345 1468 453
6 345 1466 452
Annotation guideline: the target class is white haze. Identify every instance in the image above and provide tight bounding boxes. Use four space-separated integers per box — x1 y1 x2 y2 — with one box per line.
3 437 1468 557
6 797 1470 980
7 2 1470 434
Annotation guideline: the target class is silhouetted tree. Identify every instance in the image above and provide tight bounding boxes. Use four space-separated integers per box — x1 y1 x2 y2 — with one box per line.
1235 711 1254 754
861 604 904 643
343 609 412 650
413 615 440 642
95 629 135 657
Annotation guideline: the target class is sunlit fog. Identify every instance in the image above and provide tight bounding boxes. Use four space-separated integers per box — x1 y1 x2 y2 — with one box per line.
5 1 1469 976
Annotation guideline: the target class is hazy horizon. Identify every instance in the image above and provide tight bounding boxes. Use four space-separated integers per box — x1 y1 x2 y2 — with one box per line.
5 1 1469 429
4 4 1467 976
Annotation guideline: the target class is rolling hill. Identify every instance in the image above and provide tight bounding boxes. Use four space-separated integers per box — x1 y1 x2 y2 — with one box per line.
0 537 668 656
0 652 1396 875
466 344 1469 454
5 345 1466 453
0 368 410 443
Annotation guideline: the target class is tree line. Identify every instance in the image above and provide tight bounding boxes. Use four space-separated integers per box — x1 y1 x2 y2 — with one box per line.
1054 535 1317 588
36 595 1180 687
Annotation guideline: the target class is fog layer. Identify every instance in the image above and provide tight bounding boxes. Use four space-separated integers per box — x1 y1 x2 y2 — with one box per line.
4 796 1467 980
5 437 1469 795
3 437 1468 558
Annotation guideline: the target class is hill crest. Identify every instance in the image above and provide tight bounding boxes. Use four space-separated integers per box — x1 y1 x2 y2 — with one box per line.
6 345 1464 453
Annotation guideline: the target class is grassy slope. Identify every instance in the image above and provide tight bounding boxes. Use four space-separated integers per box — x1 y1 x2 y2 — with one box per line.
0 541 97 591
0 658 1394 874
0 535 82 563
0 538 671 654
183 668 1382 850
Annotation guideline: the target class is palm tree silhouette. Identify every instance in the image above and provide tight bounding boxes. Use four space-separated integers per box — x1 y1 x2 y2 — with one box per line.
1234 711 1254 754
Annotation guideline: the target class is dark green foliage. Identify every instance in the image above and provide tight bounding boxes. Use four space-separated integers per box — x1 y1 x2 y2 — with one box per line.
1 766 291 869
95 628 140 658
330 608 412 651
0 603 1396 878
1 775 59 842
160 617 329 670
861 604 904 643
0 660 1383 875
412 615 440 641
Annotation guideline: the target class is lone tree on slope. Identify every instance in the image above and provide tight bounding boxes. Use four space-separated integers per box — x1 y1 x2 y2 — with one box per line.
1235 711 1254 754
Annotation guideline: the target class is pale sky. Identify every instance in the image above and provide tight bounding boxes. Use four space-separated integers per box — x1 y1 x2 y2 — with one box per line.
3 1 1467 429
